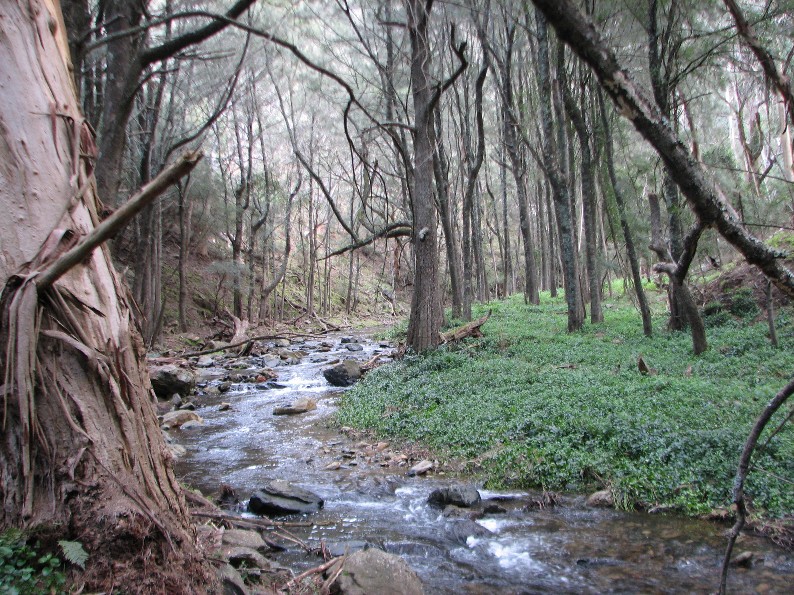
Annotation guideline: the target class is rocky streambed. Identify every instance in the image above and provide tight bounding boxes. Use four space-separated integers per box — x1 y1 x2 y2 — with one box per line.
150 333 794 594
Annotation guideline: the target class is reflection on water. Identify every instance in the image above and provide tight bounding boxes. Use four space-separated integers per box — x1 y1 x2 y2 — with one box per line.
173 336 794 594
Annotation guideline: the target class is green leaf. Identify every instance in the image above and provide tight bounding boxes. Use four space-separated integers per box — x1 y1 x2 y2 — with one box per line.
58 540 89 569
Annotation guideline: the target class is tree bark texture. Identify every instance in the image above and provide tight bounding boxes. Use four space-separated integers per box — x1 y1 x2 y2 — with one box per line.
599 93 653 336
500 27 540 305
530 0 794 299
561 64 603 323
535 10 583 331
406 0 443 351
0 2 211 590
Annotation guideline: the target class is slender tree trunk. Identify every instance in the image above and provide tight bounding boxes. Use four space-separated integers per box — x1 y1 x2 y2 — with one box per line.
500 27 540 305
178 178 194 332
562 61 603 323
599 93 653 336
536 10 583 331
0 4 211 590
433 105 464 318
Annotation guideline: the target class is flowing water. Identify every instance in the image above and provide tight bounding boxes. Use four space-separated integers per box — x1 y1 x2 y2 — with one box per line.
173 336 794 594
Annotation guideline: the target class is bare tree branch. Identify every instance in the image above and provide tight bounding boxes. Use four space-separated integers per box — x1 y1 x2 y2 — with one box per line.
37 151 203 289
530 0 794 299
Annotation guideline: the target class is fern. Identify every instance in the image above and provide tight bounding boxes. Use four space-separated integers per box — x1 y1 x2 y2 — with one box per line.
58 540 88 569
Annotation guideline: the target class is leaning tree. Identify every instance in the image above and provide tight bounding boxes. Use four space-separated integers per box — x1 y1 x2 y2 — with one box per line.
0 1 211 591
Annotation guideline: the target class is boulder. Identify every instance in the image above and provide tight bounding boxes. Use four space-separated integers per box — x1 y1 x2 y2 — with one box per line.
222 546 272 570
248 480 324 516
274 338 291 348
160 410 203 429
323 360 362 387
446 519 492 544
149 364 196 398
428 484 481 508
217 564 248 595
273 397 317 416
326 548 424 595
345 343 364 352
586 489 614 508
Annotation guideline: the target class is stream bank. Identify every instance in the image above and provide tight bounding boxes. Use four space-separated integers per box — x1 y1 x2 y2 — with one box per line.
162 333 794 594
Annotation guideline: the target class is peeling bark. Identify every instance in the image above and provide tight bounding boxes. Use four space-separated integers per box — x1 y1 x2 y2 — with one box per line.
0 2 212 591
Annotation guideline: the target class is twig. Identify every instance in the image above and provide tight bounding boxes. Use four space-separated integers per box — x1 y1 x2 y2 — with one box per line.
282 556 343 592
37 151 202 289
719 377 794 594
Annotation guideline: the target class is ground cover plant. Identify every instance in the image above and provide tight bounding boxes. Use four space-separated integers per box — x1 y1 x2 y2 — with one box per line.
339 292 794 518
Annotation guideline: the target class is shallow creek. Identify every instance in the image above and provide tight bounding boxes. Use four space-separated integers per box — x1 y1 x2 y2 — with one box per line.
173 335 794 594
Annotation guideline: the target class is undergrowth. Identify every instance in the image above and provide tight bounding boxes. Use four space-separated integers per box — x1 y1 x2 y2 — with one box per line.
0 529 66 594
338 293 794 517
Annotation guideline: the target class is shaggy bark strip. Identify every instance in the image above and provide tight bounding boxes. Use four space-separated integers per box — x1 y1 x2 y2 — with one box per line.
0 2 213 591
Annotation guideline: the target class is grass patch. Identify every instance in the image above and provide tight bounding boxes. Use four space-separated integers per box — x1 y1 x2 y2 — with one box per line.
338 294 794 517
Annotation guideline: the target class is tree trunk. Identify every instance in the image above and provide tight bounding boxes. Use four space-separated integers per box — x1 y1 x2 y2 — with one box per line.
561 60 603 323
406 0 443 351
0 3 211 591
178 179 194 332
536 10 583 331
500 27 540 305
599 92 653 336
433 105 464 318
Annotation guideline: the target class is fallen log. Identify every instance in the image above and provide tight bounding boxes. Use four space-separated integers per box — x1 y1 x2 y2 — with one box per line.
440 310 491 343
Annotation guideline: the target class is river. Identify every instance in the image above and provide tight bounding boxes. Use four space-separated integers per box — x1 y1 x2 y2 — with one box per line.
173 334 794 594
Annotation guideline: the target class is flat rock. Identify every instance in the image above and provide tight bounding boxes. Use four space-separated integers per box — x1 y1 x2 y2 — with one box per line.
222 529 267 551
327 548 424 595
428 485 481 508
325 540 371 558
196 355 215 368
407 460 433 477
248 480 324 516
345 343 364 352
323 359 362 387
273 397 317 415
160 410 203 429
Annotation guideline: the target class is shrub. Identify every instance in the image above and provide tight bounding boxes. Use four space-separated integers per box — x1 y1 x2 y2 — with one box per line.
0 530 67 594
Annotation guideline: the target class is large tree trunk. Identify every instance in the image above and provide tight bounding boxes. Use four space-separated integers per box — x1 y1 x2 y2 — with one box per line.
0 3 211 591
406 0 443 351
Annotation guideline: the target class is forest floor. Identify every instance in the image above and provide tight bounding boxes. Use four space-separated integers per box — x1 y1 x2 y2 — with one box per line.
337 286 794 545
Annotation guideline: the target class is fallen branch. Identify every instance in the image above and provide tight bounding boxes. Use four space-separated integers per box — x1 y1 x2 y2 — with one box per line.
440 310 491 343
37 150 202 289
179 332 325 357
281 555 343 592
719 376 794 594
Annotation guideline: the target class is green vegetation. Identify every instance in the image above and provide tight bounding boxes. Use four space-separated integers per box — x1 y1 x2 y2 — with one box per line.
339 293 794 517
0 530 66 594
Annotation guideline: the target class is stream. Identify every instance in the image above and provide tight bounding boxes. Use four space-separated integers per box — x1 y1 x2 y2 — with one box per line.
173 334 794 594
